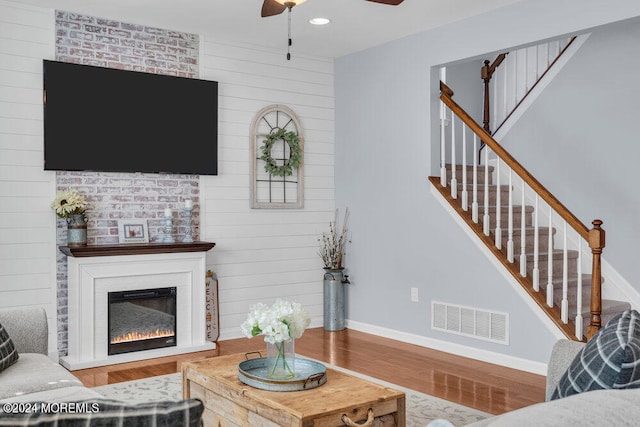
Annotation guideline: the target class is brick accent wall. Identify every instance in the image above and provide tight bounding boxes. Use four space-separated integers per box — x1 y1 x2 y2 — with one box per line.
54 11 202 355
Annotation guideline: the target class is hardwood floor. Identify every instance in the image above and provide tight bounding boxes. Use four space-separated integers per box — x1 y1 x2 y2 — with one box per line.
71 327 546 415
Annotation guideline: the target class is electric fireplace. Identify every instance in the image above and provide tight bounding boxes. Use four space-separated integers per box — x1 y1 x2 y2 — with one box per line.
108 287 177 355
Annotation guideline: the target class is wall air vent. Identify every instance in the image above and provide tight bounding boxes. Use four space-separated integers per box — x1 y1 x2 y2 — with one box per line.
432 301 508 345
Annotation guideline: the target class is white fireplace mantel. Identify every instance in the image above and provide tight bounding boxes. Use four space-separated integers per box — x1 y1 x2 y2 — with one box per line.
60 243 216 370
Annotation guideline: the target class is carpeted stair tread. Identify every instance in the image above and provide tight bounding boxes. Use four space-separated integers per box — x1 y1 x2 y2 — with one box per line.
516 248 579 260
445 164 494 186
577 300 632 337
575 299 630 316
494 227 556 253
479 205 535 229
517 250 579 281
455 185 513 206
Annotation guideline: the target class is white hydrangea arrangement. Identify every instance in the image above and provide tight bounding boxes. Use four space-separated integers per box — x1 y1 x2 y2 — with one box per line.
241 299 311 344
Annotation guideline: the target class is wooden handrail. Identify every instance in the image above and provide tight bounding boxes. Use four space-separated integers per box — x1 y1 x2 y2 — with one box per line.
440 83 589 240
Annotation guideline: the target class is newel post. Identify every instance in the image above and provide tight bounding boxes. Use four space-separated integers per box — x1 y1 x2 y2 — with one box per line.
481 60 492 135
587 219 605 340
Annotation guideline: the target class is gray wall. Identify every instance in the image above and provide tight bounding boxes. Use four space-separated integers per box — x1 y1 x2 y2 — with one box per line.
335 0 640 365
501 18 640 288
443 60 485 166
446 60 484 126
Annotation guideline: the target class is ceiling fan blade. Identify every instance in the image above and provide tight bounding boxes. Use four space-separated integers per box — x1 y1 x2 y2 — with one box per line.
262 0 287 17
366 0 405 5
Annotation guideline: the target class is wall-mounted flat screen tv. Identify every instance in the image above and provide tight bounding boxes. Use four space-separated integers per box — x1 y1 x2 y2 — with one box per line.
43 60 218 175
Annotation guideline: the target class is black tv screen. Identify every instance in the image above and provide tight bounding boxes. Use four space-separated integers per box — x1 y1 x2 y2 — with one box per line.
43 60 218 175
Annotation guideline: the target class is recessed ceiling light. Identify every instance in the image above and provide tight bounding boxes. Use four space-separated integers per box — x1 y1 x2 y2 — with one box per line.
309 17 331 26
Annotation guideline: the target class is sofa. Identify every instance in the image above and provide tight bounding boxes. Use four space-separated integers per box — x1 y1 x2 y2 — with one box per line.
428 309 640 426
462 338 640 426
0 307 204 425
0 307 101 403
442 308 640 426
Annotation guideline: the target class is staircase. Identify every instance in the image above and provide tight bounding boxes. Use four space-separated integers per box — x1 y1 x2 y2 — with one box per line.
431 34 634 341
431 163 630 340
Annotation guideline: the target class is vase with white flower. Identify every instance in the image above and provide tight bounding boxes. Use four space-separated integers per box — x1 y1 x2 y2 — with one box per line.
51 189 88 247
241 300 310 380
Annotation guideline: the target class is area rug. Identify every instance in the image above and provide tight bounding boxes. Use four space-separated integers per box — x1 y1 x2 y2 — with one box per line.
94 362 490 426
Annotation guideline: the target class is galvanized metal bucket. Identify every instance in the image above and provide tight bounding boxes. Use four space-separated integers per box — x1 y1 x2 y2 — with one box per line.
323 268 349 331
66 213 87 247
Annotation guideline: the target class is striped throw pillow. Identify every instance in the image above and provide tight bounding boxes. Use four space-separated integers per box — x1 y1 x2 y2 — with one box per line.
551 309 640 400
0 322 19 373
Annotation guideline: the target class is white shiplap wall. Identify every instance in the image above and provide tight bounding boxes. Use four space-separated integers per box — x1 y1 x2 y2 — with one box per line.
199 38 335 340
0 1 57 352
0 0 335 348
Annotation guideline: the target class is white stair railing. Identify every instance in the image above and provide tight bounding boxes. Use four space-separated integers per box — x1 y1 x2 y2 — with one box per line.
482 37 576 137
437 82 605 341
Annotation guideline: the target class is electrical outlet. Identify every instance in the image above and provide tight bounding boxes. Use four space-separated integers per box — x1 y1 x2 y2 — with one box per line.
410 287 419 302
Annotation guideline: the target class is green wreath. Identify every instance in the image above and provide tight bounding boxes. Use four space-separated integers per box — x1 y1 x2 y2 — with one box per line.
260 128 302 177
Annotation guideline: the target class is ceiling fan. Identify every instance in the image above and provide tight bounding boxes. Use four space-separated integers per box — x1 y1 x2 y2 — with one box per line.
261 0 405 18
262 0 405 59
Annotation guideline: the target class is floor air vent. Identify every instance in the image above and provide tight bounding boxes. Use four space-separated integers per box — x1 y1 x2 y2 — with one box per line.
432 301 508 345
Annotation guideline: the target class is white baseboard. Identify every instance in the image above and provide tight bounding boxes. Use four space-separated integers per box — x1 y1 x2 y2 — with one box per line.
218 317 324 342
346 319 547 376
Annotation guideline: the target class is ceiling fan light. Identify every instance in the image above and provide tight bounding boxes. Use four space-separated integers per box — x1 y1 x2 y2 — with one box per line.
273 0 307 5
309 17 331 26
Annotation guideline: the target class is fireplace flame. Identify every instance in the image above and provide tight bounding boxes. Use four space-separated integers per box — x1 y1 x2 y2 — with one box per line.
110 328 175 344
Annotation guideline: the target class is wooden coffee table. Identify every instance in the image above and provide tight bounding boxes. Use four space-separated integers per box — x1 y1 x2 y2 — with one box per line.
182 353 406 426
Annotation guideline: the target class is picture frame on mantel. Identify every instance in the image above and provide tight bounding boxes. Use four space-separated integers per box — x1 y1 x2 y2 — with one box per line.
118 219 149 244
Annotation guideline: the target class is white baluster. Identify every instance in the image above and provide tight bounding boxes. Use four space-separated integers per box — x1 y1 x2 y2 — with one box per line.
492 70 498 132
561 221 569 323
520 178 527 277
575 240 583 338
461 125 468 211
502 60 508 125
440 104 447 186
524 47 529 92
495 159 502 249
544 42 550 68
450 114 457 198
472 134 479 223
507 169 514 262
535 45 540 81
546 206 554 307
512 52 517 112
483 148 490 236
533 194 540 291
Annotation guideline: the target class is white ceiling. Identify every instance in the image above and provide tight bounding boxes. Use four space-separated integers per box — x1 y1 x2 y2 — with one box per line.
15 0 520 58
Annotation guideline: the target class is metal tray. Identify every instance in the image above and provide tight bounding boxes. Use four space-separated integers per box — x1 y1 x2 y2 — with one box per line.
238 353 327 392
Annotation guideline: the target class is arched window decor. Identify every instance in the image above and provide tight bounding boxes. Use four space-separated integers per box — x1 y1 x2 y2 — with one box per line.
250 104 304 209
